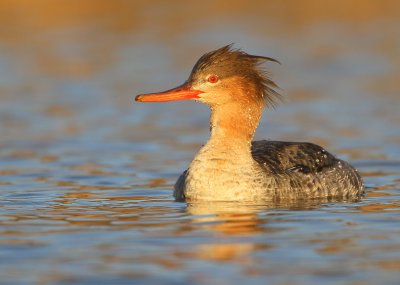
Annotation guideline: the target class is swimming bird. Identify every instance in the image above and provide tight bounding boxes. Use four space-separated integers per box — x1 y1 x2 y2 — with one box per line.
135 45 364 202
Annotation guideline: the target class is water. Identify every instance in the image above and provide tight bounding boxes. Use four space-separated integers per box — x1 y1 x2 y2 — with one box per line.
1 2 400 284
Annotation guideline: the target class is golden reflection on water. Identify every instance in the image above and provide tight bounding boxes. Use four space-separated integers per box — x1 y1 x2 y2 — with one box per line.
187 200 326 234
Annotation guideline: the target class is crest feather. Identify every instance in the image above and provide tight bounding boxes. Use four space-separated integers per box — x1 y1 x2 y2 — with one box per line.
191 44 282 107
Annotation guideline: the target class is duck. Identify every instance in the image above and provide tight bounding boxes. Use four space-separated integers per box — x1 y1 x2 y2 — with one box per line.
135 45 364 202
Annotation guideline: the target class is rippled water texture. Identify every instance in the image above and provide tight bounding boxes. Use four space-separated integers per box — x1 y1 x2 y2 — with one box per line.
1 1 400 284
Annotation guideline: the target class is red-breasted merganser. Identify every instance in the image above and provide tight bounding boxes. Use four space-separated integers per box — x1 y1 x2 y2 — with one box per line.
135 45 364 202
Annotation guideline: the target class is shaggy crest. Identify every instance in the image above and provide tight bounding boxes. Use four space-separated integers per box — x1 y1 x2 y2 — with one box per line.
189 44 282 107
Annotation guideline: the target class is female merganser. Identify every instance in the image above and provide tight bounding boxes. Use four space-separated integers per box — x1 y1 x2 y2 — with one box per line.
135 45 364 202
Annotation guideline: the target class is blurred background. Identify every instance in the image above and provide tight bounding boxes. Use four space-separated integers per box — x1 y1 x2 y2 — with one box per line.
1 0 399 157
1 1 400 284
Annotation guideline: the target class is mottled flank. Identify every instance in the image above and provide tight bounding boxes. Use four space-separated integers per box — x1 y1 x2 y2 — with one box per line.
251 141 365 199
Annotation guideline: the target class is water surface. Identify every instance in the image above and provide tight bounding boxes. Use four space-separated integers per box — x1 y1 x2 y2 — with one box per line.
1 1 400 284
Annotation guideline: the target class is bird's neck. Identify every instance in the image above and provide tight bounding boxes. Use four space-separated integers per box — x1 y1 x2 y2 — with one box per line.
208 102 262 153
194 101 263 163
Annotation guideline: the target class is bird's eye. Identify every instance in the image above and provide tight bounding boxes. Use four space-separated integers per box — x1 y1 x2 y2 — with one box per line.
207 74 219 84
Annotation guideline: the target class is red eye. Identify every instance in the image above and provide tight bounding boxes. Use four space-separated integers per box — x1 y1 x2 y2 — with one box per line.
207 74 219 83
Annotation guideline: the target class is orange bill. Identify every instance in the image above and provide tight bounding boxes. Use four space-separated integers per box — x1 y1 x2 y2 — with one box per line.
135 84 203 102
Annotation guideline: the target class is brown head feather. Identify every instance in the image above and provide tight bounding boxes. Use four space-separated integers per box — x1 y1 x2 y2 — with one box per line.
189 44 281 107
